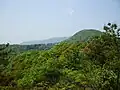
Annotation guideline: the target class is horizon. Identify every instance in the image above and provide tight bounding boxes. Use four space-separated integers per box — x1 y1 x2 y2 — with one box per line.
0 0 120 44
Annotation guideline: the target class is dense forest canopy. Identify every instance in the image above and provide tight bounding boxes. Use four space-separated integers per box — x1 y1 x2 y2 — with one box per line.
0 23 120 90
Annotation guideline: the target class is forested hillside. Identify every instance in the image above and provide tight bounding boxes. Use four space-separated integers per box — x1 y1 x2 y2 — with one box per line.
66 29 102 43
0 23 120 90
9 43 55 53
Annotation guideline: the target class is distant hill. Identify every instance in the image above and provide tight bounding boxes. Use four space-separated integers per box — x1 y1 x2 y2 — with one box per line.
21 37 68 45
21 29 102 45
65 29 102 43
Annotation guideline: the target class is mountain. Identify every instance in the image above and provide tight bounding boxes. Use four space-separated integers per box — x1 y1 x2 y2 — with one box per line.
65 29 102 43
21 29 102 45
21 37 68 45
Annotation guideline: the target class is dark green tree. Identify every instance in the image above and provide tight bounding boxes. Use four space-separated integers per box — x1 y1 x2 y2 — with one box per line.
0 43 15 87
0 43 10 66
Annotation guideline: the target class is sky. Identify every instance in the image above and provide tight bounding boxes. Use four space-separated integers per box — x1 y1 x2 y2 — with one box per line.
0 0 120 44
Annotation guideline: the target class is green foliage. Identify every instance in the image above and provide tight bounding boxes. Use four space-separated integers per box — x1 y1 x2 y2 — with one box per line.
83 23 120 89
0 43 10 65
9 43 55 54
6 42 87 88
0 43 15 87
84 34 117 66
1 23 120 90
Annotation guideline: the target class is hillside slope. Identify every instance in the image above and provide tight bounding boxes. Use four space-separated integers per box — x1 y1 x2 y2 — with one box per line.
66 29 102 43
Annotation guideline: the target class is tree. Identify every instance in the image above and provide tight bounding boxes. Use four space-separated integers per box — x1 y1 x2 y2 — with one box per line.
103 23 120 90
0 43 15 86
83 23 120 89
0 43 10 66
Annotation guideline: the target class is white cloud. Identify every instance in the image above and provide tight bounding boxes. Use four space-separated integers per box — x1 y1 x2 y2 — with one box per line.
69 9 75 15
68 8 75 16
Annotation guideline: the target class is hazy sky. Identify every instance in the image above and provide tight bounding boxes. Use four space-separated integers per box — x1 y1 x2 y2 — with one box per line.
0 0 120 44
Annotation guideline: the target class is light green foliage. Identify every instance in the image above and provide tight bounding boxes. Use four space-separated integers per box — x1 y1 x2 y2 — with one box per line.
1 23 120 90
6 42 87 89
